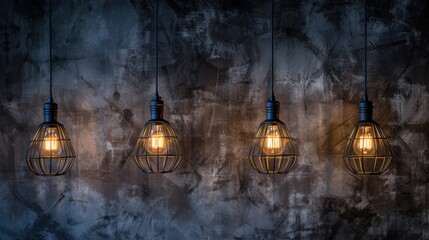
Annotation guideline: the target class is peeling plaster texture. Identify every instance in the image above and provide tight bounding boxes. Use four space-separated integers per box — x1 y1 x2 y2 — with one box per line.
0 0 428 239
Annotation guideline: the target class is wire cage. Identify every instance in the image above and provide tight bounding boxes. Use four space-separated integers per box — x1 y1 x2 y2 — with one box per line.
133 120 183 174
25 122 76 176
343 121 392 175
248 120 298 174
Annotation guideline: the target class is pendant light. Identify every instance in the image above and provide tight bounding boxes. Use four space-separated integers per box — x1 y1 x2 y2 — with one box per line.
25 0 76 176
343 0 392 175
132 0 183 174
248 0 298 174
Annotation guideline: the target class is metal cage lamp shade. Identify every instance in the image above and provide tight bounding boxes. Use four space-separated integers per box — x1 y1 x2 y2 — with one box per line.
249 101 298 174
248 0 298 174
132 0 183 174
344 102 392 175
133 97 183 173
343 0 392 175
25 0 76 176
26 102 76 175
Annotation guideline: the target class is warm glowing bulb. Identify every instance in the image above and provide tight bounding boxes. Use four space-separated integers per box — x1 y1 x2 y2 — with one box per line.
42 127 61 157
352 126 375 155
147 125 167 154
262 125 282 154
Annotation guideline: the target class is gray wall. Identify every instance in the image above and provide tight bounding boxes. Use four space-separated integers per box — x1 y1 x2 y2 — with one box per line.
1 0 428 239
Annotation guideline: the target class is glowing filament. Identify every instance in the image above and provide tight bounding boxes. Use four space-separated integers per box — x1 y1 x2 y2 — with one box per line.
147 125 167 154
42 127 61 157
263 125 282 154
353 126 375 155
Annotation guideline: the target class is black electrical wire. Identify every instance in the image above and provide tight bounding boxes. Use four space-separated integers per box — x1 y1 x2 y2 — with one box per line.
155 0 159 98
363 0 368 101
49 0 53 101
270 0 274 101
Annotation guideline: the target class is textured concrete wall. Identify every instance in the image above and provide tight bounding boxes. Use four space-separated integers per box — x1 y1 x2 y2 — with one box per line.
0 0 428 239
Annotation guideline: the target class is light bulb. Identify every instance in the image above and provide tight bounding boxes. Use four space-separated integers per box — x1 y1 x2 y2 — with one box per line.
352 126 375 155
262 125 282 154
41 127 62 157
147 125 167 154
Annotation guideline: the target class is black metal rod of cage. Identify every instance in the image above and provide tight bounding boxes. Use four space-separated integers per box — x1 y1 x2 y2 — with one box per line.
49 0 53 101
270 0 275 101
363 0 368 101
155 0 159 98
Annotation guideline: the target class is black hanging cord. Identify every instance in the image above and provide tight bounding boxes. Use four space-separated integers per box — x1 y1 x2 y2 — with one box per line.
49 0 53 102
363 0 368 101
270 0 275 101
155 0 159 98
